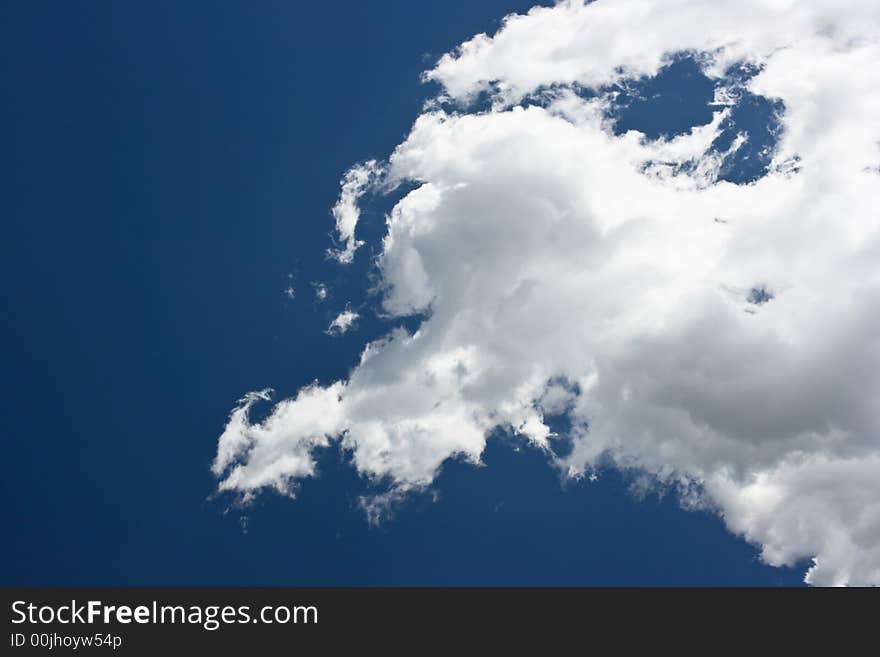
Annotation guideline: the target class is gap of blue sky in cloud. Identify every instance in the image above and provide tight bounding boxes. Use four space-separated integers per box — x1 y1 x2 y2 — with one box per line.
213 0 880 586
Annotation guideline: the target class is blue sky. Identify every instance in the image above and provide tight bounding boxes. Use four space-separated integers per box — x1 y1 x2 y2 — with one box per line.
1 1 843 586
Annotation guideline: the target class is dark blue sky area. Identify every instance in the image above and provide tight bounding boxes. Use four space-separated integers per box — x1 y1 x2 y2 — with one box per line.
1 1 805 585
610 55 783 183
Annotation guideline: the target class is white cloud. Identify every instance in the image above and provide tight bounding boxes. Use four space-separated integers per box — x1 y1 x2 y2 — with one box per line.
213 384 345 497
328 160 383 264
214 0 880 585
326 308 359 336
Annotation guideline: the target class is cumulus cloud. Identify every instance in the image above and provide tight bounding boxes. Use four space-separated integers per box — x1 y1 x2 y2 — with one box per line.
214 0 880 585
326 307 360 336
328 160 383 264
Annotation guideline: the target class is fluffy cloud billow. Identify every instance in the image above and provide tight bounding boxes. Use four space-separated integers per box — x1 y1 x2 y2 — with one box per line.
213 0 880 585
